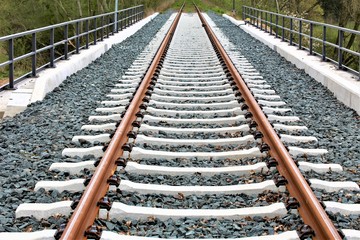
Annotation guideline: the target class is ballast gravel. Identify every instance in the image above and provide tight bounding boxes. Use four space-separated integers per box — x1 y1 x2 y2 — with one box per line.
121 172 274 186
109 190 288 209
0 12 173 232
97 215 304 238
208 12 360 229
0 10 359 236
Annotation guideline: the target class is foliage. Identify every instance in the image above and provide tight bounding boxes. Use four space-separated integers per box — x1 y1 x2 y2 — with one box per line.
0 0 359 83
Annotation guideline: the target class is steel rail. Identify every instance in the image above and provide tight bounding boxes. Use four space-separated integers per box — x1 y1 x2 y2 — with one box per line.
195 5 342 240
59 4 184 240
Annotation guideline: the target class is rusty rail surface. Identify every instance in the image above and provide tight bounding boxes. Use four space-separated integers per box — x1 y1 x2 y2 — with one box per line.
59 5 184 240
194 5 341 240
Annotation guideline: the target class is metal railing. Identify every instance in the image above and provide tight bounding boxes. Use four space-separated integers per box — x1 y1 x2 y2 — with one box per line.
242 6 360 78
0 5 144 91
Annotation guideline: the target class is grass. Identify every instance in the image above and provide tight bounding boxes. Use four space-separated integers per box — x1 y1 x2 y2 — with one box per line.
0 48 8 84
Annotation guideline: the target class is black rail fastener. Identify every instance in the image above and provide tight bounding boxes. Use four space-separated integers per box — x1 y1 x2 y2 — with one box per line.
107 175 121 187
297 225 315 240
71 199 80 210
265 157 278 168
249 120 258 128
127 131 137 139
245 112 253 119
142 96 150 103
115 157 128 167
286 197 300 210
145 90 152 96
54 223 67 240
94 157 102 167
122 143 134 152
260 143 270 152
139 103 147 110
254 131 263 139
83 175 93 186
241 104 249 111
84 224 102 240
274 174 288 187
135 111 145 118
97 197 112 211
102 144 109 152
237 97 245 103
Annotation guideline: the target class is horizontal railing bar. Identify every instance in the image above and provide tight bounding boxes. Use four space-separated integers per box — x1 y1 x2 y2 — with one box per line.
13 52 35 62
243 6 360 76
0 60 11 68
0 5 144 91
244 6 360 35
0 5 142 41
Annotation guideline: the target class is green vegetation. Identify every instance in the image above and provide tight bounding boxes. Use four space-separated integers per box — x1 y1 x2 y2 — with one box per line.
0 0 359 85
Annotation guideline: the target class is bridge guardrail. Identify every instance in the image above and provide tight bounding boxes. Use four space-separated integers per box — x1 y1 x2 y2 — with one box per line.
242 6 360 79
0 5 144 91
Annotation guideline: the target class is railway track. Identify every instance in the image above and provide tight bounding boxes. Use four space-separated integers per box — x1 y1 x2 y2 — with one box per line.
1 4 359 240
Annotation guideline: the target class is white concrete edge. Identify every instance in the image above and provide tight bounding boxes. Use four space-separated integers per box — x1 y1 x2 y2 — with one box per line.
4 13 160 117
118 179 279 195
309 179 359 192
130 146 263 161
34 178 279 195
222 14 360 116
324 201 360 215
101 230 300 240
101 202 287 220
47 160 342 176
0 230 56 240
15 201 72 219
3 229 360 240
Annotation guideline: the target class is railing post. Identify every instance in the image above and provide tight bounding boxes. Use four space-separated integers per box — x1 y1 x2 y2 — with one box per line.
85 20 89 49
138 6 141 21
322 26 326 61
64 24 69 60
114 0 118 33
260 11 263 31
275 15 279 38
31 32 37 77
8 38 15 89
117 11 120 32
269 13 272 35
131 8 134 25
112 14 115 35
298 20 302 49
50 28 55 67
119 11 122 30
338 30 343 69
94 18 97 45
358 57 360 80
128 8 130 26
242 6 245 21
101 16 104 41
76 22 80 54
265 12 268 33
256 10 259 28
106 16 110 38
309 23 313 55
290 18 293 45
282 16 285 41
